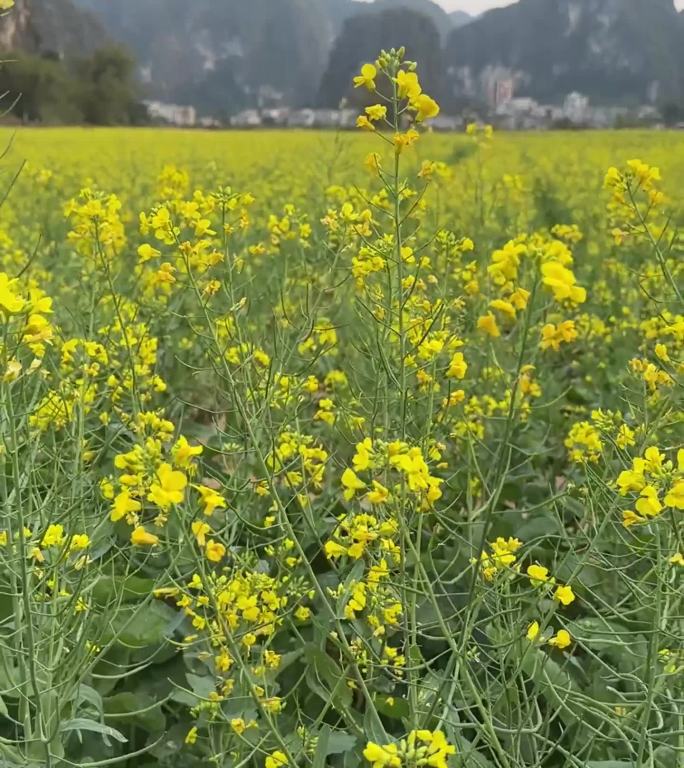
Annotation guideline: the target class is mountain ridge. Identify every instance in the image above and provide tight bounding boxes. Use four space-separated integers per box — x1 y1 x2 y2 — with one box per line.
3 0 684 117
445 0 684 106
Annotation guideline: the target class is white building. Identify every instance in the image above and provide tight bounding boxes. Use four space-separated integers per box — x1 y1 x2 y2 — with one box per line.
230 110 262 128
287 109 316 128
144 101 197 127
563 92 590 124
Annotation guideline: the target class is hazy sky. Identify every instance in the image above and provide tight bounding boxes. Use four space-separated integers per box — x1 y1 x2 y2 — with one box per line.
437 0 512 11
430 0 684 13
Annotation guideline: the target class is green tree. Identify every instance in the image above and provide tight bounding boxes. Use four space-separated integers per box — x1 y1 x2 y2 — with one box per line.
0 53 83 123
77 45 141 125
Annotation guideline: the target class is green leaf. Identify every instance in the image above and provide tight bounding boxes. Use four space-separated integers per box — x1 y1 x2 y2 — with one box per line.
185 672 216 700
314 730 358 768
102 600 181 648
362 705 388 746
92 574 157 604
519 647 585 729
327 730 357 755
0 742 23 766
76 684 103 719
374 695 409 720
454 736 496 768
566 617 647 672
61 717 128 746
103 692 166 733
305 645 353 711
312 726 330 768
516 514 562 539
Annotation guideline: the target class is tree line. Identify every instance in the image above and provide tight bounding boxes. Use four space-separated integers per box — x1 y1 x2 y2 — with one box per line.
0 46 146 125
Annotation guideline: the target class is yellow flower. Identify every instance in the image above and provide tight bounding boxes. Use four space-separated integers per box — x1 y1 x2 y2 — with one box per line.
353 63 377 90
412 93 440 122
396 70 421 100
2 359 22 382
230 718 246 734
0 1 15 10
393 129 420 153
490 298 516 319
365 104 387 121
205 540 226 562
41 524 65 549
365 152 382 174
617 466 645 494
622 509 646 528
654 343 669 362
526 621 540 641
111 490 142 522
527 563 550 586
195 484 227 516
548 629 572 650
265 750 289 768
0 273 25 314
356 115 375 131
616 425 636 449
191 520 210 546
540 320 578 351
643 446 664 473
184 726 198 745
69 534 90 552
446 352 467 379
341 467 366 500
635 485 662 518
366 480 390 505
131 526 159 546
669 552 684 567
363 741 401 768
477 312 501 338
324 540 347 559
148 463 187 509
541 261 586 305
554 584 575 606
664 480 684 510
172 436 203 469
137 243 160 262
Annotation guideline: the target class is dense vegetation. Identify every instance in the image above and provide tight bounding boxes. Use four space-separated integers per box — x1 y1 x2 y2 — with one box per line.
0 47 682 768
0 46 144 125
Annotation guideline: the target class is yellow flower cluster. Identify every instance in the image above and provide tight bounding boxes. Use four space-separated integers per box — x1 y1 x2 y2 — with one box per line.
364 730 455 768
617 447 683 528
340 438 443 511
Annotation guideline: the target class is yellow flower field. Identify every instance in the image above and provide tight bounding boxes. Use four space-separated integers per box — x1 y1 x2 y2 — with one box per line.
0 51 681 768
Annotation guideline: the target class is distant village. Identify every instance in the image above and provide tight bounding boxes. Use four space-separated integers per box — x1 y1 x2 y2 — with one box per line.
144 70 677 132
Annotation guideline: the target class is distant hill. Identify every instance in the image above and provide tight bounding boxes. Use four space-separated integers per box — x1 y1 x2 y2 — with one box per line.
450 9 473 27
371 0 454 39
69 0 475 115
318 7 445 107
5 0 684 117
71 0 354 115
445 0 684 105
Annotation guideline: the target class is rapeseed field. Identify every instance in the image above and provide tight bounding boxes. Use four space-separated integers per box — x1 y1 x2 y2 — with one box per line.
0 51 681 768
